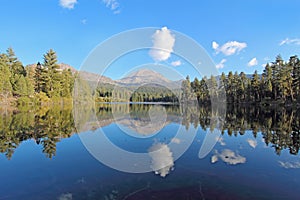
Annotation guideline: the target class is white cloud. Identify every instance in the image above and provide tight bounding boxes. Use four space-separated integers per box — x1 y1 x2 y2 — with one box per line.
149 27 175 62
102 0 120 14
59 0 77 9
247 138 257 148
212 41 247 56
248 57 258 67
279 38 300 46
171 60 182 67
216 59 226 69
212 41 219 50
211 149 246 165
149 143 174 177
279 161 300 169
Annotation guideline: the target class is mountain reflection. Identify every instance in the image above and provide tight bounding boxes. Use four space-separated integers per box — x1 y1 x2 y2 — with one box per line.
0 104 300 160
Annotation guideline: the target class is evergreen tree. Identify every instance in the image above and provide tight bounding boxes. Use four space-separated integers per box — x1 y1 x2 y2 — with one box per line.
0 54 13 101
181 75 192 101
262 63 273 99
43 49 61 98
251 70 260 102
6 48 26 96
191 77 200 102
34 62 44 93
291 55 300 101
13 75 27 97
60 69 74 98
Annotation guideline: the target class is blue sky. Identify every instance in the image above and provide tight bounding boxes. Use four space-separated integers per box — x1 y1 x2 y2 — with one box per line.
1 0 300 80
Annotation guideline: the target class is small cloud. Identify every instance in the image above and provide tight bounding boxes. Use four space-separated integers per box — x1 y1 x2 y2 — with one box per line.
212 41 219 50
247 138 257 148
149 27 175 62
279 161 300 169
213 41 247 56
211 149 246 165
171 138 181 144
59 0 77 9
248 57 258 67
80 19 87 25
264 57 270 61
102 0 121 14
216 59 226 69
171 60 182 67
279 38 300 46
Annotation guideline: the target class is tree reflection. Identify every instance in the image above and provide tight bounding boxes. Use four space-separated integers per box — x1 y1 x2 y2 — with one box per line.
0 106 75 159
0 104 300 159
195 105 300 156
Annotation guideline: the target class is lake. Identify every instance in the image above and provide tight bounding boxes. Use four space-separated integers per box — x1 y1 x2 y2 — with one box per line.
0 103 300 200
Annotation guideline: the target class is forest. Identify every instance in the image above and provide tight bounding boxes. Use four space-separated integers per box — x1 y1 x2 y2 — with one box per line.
182 55 300 105
0 48 74 105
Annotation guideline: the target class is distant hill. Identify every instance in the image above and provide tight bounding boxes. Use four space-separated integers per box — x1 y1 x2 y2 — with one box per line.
115 69 181 88
26 63 183 89
78 68 182 89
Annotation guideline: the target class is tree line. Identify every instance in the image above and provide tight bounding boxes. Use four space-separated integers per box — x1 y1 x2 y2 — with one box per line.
94 84 180 103
182 55 300 105
0 48 74 105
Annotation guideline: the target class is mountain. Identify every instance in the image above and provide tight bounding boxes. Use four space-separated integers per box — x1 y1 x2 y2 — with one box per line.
58 63 77 73
115 69 181 88
26 63 182 88
78 70 115 85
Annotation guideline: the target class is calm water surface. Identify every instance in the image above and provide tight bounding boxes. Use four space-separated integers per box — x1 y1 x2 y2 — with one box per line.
0 104 300 200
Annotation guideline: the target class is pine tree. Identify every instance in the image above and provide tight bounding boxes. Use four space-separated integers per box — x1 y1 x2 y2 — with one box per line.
6 48 26 97
181 75 192 101
34 62 44 93
60 69 74 98
0 54 13 102
207 75 218 101
262 63 273 99
237 72 247 102
25 65 35 98
251 70 260 102
226 71 234 103
43 49 61 98
13 75 27 97
291 55 300 101
192 77 201 102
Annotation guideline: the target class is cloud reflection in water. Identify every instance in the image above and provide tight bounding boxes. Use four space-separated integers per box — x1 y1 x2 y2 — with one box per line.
211 149 246 165
148 143 174 177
